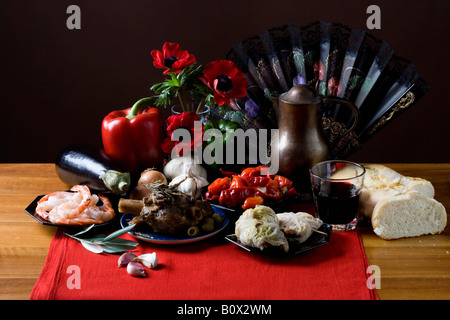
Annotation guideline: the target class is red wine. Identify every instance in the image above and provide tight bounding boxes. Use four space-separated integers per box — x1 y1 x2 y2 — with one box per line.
313 181 360 224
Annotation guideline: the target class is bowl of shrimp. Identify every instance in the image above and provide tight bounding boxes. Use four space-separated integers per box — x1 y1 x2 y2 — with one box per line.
25 185 118 228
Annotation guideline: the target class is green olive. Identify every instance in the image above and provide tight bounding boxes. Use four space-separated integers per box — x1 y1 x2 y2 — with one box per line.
212 213 224 225
201 217 214 233
201 223 214 233
187 226 200 237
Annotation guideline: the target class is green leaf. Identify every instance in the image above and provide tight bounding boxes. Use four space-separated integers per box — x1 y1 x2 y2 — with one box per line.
102 224 136 242
72 224 96 237
166 78 181 87
71 235 105 244
102 243 138 254
80 240 104 254
64 223 138 254
103 238 139 247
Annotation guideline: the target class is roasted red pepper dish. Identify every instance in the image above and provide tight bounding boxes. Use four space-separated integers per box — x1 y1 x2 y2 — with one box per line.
206 165 298 210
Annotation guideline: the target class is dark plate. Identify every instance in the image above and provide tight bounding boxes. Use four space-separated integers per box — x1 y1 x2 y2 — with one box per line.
120 206 229 244
24 194 117 228
225 223 332 255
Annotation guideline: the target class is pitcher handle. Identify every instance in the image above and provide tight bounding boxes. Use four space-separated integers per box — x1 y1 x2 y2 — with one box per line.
321 96 359 138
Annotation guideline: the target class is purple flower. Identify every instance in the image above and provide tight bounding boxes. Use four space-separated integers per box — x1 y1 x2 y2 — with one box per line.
293 75 306 86
245 99 259 117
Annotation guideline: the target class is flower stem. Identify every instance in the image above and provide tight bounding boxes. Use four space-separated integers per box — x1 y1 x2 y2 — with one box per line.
196 99 206 113
177 89 189 112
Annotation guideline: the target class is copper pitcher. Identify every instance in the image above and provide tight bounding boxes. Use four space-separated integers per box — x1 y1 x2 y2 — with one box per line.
271 85 359 194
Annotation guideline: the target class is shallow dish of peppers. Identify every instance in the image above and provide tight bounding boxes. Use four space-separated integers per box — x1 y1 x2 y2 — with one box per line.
205 165 299 211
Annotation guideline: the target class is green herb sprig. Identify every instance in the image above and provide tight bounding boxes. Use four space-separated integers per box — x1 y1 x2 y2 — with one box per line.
64 224 138 254
150 63 216 113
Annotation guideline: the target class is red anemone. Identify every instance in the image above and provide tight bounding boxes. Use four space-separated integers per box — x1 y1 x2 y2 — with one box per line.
200 60 247 106
151 42 196 74
161 112 204 156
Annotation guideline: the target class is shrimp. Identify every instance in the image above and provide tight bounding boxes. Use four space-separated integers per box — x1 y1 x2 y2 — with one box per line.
83 195 115 222
35 185 115 226
50 216 104 226
36 191 75 220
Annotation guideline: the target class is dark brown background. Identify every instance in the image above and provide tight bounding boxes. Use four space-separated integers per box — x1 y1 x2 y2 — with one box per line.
1 0 449 163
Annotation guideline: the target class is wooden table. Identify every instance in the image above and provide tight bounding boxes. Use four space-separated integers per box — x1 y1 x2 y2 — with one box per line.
0 163 449 300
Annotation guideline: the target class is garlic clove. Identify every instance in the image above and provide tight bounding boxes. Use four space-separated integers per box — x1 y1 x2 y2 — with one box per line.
138 252 158 269
190 163 207 180
195 176 210 189
169 174 188 187
127 261 146 277
118 252 137 267
179 177 198 198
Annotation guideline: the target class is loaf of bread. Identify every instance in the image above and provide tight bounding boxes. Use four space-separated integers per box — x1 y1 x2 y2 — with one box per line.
359 164 446 240
372 191 447 240
359 164 434 218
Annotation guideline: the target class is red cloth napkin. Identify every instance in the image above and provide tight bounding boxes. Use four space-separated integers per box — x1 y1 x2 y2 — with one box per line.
30 227 378 300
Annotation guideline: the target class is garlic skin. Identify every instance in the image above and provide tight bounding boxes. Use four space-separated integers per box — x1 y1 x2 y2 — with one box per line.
127 261 146 277
118 252 137 267
138 252 158 269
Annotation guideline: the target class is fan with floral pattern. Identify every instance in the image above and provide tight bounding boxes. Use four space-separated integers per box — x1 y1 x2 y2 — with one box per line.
212 21 429 159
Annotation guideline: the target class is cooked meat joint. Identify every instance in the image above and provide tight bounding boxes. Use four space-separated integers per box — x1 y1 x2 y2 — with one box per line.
119 183 214 236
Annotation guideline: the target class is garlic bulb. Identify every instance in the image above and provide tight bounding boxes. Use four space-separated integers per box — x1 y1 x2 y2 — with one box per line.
163 156 207 180
169 165 209 199
170 173 198 198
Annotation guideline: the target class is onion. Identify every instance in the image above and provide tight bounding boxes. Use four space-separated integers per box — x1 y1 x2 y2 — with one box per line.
138 169 168 186
129 185 152 200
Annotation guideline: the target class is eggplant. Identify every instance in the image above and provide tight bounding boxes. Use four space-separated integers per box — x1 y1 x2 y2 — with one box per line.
55 143 131 195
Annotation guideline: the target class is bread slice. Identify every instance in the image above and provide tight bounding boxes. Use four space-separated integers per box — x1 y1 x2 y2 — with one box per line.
359 164 435 218
371 191 447 240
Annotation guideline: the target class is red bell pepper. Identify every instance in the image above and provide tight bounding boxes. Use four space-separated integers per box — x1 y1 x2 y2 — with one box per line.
101 97 164 173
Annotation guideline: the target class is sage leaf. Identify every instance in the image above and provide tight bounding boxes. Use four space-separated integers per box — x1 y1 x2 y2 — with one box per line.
103 238 139 247
102 244 138 254
102 224 135 242
72 224 96 237
64 223 138 254
80 240 103 254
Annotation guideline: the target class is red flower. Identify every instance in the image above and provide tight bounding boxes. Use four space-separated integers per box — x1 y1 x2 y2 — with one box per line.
314 60 324 81
161 112 204 156
151 43 196 74
328 77 341 96
200 60 247 106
